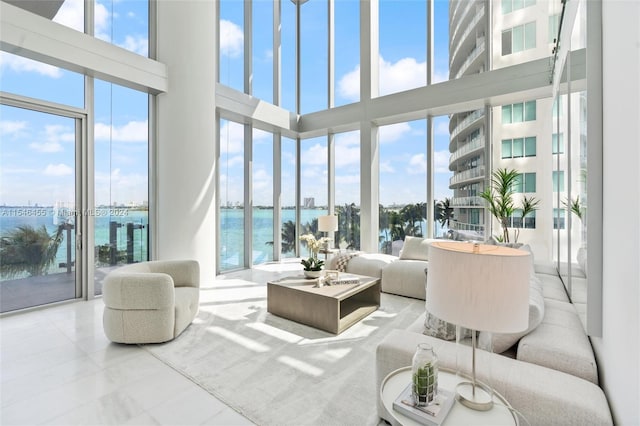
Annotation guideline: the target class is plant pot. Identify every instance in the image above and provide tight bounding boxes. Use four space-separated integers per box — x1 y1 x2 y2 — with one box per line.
304 270 322 279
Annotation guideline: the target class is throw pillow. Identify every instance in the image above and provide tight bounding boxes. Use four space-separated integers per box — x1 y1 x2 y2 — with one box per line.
423 268 472 340
399 236 438 261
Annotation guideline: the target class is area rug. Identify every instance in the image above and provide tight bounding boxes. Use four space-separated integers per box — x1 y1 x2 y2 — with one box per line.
142 276 425 426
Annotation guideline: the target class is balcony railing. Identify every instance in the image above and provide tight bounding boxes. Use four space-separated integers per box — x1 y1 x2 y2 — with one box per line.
450 136 485 165
450 0 477 45
450 165 485 186
454 37 485 80
450 109 484 140
451 221 485 233
451 196 485 207
450 4 485 69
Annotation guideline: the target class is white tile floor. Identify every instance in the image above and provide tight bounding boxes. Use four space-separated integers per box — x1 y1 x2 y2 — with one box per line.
0 273 262 426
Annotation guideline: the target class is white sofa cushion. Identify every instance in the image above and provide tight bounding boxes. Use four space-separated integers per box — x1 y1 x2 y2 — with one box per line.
398 236 439 261
381 259 429 299
345 253 396 277
517 298 599 384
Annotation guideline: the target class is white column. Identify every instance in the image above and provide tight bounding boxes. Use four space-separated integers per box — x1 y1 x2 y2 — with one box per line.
359 0 380 252
156 1 217 283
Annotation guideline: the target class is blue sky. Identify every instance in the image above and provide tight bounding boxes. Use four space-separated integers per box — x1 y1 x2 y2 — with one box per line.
1 0 454 208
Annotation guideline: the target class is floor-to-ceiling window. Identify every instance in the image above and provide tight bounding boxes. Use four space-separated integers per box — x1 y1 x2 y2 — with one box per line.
93 81 149 296
378 0 427 96
281 137 297 258
252 128 274 264
378 120 427 254
299 136 328 251
334 130 360 250
0 104 80 313
219 119 245 271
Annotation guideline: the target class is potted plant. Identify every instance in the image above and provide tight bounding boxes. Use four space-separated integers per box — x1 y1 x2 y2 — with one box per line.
299 234 330 278
480 168 539 244
300 257 325 278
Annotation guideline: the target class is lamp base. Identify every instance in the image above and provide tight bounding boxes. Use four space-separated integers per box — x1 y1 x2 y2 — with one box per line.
455 381 493 411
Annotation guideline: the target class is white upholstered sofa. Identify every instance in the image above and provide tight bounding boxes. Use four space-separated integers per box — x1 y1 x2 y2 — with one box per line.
103 260 200 344
329 237 612 425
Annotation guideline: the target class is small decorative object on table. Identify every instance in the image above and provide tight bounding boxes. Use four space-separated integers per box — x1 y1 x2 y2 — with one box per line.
301 257 324 279
393 383 454 426
412 343 438 406
300 234 330 279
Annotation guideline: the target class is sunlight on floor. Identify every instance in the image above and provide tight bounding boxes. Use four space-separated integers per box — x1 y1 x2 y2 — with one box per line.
277 355 324 377
206 326 270 353
245 322 303 344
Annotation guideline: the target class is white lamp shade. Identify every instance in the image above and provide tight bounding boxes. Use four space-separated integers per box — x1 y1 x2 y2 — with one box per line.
426 241 530 333
318 215 338 232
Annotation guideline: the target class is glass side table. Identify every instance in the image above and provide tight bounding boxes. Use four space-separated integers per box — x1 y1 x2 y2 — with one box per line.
380 366 519 426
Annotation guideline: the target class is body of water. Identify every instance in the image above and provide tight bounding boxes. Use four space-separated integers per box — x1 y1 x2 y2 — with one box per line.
2 206 447 278
0 207 148 281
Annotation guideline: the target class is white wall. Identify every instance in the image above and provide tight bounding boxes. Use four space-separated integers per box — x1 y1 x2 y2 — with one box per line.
156 1 217 284
596 1 640 424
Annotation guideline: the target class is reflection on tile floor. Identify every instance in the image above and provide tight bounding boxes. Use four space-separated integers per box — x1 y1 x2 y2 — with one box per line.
0 267 281 426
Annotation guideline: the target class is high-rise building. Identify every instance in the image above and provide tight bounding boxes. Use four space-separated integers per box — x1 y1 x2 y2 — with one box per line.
448 0 575 262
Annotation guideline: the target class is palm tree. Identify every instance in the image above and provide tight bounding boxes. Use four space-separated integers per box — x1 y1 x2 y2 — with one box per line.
0 224 65 278
480 168 519 242
379 204 390 250
388 211 405 242
400 203 424 237
514 196 540 243
265 220 296 254
435 198 454 229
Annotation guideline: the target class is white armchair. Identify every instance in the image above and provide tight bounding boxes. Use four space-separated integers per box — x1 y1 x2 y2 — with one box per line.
103 260 200 344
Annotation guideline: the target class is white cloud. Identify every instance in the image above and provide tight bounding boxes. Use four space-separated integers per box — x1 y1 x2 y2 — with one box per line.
225 155 244 168
379 122 412 143
336 173 360 185
435 120 450 135
29 124 74 152
433 150 452 174
30 142 63 153
433 67 449 84
380 161 395 173
338 56 427 101
119 35 149 56
0 52 62 78
95 120 148 142
381 57 427 94
0 120 27 136
221 20 244 58
52 0 84 31
338 65 360 101
43 164 73 176
407 153 427 175
94 168 148 205
301 143 327 166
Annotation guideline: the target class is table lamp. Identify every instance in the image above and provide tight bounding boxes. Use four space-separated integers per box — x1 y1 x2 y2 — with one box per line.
318 215 338 249
426 241 530 411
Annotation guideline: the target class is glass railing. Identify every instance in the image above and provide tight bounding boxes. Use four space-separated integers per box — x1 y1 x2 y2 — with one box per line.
450 165 486 186
451 221 485 232
450 136 485 164
450 0 477 45
454 38 485 80
450 5 485 68
450 109 484 139
451 196 484 207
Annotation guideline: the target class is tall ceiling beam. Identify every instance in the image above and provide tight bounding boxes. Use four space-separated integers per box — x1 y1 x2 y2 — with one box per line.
0 1 167 95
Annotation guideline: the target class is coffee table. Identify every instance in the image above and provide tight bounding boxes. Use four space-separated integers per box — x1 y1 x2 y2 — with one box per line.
267 273 380 334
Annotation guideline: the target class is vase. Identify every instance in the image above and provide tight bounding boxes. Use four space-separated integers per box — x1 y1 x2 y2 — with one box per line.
304 270 322 279
411 343 438 406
